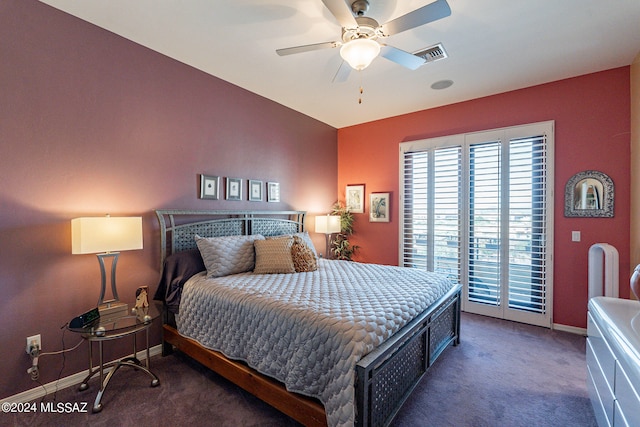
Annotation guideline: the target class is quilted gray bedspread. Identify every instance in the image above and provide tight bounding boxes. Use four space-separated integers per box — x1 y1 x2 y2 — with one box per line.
176 259 454 427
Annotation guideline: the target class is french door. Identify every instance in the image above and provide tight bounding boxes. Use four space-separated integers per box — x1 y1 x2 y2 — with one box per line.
399 122 554 327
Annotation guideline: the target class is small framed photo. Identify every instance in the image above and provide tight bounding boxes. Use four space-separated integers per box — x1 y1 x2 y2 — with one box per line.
200 175 219 200
370 192 390 222
346 184 365 213
226 177 243 201
249 179 263 202
267 182 280 203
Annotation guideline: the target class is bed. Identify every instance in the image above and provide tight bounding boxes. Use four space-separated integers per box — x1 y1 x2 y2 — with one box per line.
154 209 461 427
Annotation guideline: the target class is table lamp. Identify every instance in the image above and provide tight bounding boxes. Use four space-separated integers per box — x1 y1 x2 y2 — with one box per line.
72 215 143 315
315 215 341 258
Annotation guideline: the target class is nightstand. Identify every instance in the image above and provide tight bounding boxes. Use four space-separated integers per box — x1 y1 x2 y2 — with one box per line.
68 303 161 412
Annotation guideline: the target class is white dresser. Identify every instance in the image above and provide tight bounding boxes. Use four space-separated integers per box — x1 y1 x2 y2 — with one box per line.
587 297 640 427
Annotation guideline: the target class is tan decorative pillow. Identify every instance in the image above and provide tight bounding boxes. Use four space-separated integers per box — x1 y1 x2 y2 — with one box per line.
291 235 317 272
253 237 295 274
267 231 318 260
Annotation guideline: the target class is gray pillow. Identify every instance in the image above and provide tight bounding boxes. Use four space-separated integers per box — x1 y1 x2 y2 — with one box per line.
195 234 265 278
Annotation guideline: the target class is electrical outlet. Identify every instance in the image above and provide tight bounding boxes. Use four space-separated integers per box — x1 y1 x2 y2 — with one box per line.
26 334 41 354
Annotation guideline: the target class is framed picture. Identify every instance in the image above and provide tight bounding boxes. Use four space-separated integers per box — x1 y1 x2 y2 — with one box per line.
346 184 365 213
226 177 243 201
199 174 219 200
267 182 280 202
249 179 263 202
370 192 390 222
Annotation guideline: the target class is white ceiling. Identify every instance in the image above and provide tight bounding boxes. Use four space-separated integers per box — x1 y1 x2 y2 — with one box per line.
39 0 640 129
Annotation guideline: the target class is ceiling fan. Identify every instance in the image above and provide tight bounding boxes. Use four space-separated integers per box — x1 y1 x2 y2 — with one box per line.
276 0 451 80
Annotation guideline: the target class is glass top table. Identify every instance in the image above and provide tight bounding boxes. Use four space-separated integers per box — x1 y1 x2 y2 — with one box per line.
67 302 161 412
68 302 160 338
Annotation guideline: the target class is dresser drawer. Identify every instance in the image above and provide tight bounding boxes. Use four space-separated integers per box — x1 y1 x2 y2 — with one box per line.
614 400 630 427
588 313 617 388
587 362 611 427
587 338 614 424
614 360 640 427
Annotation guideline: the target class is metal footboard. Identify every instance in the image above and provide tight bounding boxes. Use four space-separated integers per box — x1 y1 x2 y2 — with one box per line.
356 284 462 426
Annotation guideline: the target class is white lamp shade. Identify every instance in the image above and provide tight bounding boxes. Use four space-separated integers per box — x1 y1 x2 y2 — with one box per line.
72 216 143 254
315 215 341 234
340 38 381 71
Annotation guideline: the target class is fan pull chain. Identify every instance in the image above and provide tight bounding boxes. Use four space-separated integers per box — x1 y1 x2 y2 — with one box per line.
358 71 364 104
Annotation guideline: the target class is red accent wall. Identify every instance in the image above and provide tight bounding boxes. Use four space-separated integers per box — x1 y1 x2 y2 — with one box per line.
338 68 631 329
0 0 336 398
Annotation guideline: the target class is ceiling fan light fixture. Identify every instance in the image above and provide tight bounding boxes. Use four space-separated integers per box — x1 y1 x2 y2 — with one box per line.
340 38 380 71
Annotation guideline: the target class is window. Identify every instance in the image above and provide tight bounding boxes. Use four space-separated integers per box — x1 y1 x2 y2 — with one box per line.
400 122 554 327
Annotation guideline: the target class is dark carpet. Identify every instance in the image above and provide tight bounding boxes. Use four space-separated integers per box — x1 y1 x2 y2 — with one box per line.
5 312 596 427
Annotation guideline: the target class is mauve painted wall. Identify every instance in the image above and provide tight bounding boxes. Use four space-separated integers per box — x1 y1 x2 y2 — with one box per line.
337 68 631 329
0 1 337 398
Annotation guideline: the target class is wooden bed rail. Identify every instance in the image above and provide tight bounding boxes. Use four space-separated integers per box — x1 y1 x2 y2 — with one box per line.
163 325 327 426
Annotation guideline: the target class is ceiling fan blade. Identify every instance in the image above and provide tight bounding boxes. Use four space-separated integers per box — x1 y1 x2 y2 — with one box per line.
380 0 451 36
332 60 352 83
276 41 340 56
321 0 358 29
380 45 425 70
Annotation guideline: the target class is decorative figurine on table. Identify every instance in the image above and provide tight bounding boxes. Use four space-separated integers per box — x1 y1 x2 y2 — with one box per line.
133 286 152 323
134 286 149 310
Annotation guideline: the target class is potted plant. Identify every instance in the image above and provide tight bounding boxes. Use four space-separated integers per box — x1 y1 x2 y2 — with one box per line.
330 201 360 261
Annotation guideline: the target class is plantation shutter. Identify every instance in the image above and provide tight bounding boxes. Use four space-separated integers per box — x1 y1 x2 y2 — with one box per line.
506 135 549 314
400 122 553 328
401 146 461 282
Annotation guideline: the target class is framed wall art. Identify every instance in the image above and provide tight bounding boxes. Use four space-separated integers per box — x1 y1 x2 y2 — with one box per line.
369 192 390 222
267 182 280 202
346 184 365 213
226 177 243 201
249 179 263 202
199 174 219 200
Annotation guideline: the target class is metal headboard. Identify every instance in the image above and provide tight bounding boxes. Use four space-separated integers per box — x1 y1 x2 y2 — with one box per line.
155 210 306 270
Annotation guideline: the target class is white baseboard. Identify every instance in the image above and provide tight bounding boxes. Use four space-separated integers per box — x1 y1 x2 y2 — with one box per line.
0 344 162 405
553 323 587 336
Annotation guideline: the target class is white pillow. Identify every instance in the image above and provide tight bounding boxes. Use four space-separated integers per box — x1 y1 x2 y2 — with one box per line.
195 234 265 278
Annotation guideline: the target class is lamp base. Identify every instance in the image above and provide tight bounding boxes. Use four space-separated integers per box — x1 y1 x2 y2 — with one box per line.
98 301 129 319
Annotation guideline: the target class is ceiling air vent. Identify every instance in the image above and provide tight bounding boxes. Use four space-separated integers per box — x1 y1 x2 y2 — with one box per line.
413 43 448 65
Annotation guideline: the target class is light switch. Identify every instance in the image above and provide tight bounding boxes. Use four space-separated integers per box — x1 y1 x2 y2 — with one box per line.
572 231 581 242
